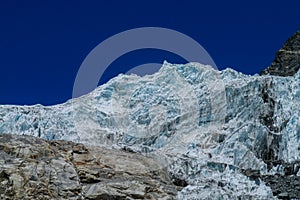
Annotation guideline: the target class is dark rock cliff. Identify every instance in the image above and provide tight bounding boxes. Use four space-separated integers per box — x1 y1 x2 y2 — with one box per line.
261 30 300 76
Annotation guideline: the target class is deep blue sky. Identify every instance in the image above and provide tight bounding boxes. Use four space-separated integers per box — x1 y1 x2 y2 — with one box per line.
0 0 300 105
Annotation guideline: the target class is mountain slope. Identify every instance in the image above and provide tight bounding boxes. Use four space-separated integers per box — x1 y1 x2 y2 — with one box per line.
1 61 299 199
1 30 300 199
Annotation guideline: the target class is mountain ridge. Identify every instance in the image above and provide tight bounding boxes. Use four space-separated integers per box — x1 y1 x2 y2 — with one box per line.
0 31 300 199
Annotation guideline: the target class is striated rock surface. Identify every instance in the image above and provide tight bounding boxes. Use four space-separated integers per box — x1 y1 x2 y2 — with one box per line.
261 30 300 76
0 134 181 199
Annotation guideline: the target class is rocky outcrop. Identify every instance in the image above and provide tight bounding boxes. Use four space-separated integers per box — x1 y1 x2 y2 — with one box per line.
262 173 300 199
261 30 300 76
0 134 181 199
241 163 300 199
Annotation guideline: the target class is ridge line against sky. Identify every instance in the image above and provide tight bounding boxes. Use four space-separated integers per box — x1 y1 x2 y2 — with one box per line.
0 0 300 105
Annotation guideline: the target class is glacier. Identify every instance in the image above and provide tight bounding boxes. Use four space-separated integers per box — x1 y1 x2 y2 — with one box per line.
0 61 300 199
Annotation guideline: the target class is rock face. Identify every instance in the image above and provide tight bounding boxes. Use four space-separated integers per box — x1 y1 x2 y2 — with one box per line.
0 134 180 199
261 30 300 76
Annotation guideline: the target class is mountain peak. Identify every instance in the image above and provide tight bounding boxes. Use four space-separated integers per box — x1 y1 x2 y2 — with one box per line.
261 30 300 76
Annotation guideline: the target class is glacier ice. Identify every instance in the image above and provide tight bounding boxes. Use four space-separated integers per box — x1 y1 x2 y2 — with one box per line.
0 61 299 199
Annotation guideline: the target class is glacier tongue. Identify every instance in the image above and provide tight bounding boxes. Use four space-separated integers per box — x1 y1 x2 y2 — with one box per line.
0 61 300 199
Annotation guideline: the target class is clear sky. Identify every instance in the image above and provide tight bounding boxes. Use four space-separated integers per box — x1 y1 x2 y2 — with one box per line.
0 0 300 105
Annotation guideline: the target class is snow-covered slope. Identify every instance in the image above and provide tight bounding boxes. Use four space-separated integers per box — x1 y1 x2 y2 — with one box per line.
1 61 299 199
